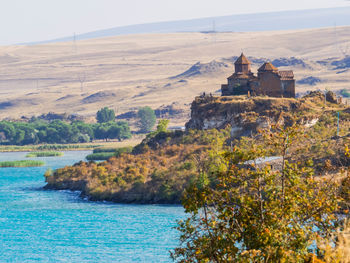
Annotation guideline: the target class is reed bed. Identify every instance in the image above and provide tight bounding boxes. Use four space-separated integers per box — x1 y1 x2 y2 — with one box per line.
26 151 63 158
0 160 45 167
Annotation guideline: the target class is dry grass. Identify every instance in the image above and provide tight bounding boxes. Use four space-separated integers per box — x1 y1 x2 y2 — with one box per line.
317 220 350 263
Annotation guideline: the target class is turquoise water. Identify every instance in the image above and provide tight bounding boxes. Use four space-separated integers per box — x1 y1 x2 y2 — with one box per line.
0 151 185 262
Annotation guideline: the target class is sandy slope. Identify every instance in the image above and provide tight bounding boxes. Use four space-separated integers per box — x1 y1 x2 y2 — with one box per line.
0 26 349 124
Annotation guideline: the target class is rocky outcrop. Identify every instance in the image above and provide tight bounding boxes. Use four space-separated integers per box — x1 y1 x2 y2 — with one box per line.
185 94 322 137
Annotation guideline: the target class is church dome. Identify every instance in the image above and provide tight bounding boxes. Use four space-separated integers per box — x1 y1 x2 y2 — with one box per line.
258 62 278 72
234 53 250 65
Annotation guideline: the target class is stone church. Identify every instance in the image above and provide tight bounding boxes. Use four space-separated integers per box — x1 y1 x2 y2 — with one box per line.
221 53 295 98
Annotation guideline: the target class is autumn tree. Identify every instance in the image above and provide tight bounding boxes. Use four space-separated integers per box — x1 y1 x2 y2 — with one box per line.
171 125 343 262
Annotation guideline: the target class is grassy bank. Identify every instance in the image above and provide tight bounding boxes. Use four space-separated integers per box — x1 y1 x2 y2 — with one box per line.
26 151 63 157
86 146 133 161
0 144 99 152
86 152 115 161
0 138 142 152
0 160 45 167
92 148 118 153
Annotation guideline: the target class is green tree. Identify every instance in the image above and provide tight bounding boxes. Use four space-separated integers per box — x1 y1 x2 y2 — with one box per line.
72 120 94 140
171 125 342 262
94 123 110 141
21 125 38 145
0 121 16 142
48 120 76 143
156 119 169 133
94 121 131 141
114 121 132 141
144 119 170 140
96 107 115 123
13 129 25 145
137 106 156 132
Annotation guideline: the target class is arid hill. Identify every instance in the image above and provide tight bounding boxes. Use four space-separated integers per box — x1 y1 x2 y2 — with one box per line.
0 27 349 125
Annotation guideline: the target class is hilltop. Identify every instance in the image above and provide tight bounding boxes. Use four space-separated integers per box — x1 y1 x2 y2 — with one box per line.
27 7 350 44
186 92 343 132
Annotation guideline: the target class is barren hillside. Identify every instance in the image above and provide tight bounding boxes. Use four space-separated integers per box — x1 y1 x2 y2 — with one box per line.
0 26 349 125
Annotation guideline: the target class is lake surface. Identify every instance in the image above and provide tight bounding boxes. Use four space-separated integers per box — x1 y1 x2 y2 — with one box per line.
0 151 185 262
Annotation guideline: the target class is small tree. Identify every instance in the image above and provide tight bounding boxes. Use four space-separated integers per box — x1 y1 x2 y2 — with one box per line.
144 119 170 140
137 106 156 133
156 119 169 133
96 107 115 123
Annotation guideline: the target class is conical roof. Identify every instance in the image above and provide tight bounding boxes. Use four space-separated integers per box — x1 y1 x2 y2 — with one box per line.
234 53 250 65
258 62 278 72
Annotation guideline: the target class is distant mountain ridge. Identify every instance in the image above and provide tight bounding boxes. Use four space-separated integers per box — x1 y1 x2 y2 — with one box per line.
26 7 350 45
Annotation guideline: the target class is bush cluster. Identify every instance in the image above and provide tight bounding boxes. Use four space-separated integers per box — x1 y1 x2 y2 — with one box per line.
0 119 131 145
45 129 219 203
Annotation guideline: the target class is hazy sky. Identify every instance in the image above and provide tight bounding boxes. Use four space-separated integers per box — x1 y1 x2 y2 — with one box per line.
0 0 349 45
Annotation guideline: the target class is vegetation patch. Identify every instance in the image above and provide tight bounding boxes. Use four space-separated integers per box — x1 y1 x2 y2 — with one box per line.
0 144 102 152
87 147 133 160
115 146 133 157
86 152 115 161
26 151 63 157
0 107 131 145
87 146 134 161
93 148 119 153
0 160 45 167
36 144 100 151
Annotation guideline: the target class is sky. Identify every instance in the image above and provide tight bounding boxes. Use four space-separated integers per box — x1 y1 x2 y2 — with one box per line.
0 0 349 45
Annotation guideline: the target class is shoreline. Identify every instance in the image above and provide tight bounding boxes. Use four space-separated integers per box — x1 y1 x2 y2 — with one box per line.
0 139 142 153
43 181 183 205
